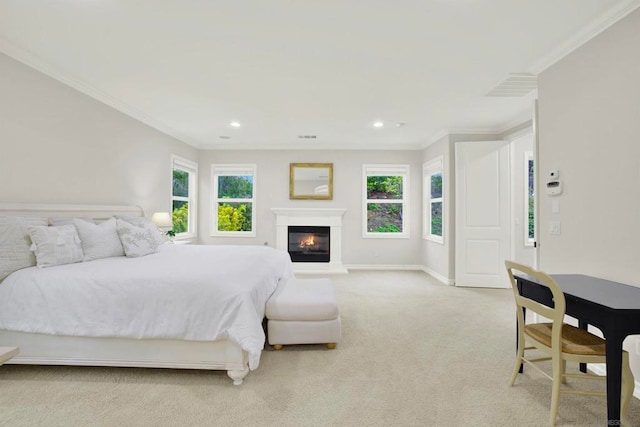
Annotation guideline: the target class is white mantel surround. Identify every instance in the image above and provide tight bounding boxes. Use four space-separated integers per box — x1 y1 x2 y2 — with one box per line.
271 208 348 274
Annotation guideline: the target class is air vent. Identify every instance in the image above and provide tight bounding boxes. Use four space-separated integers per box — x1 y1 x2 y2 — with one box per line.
298 135 317 139
486 73 537 97
219 136 231 140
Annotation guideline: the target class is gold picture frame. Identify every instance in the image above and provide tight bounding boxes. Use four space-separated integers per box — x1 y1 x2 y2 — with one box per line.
289 163 333 200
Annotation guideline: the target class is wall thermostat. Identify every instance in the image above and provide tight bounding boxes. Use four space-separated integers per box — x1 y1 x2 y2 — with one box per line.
546 170 562 196
546 179 563 196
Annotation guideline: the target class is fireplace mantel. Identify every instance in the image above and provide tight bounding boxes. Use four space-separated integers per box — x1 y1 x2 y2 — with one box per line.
271 208 348 274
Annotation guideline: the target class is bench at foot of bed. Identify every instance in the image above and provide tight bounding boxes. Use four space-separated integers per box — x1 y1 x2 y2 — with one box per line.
266 278 341 350
272 342 336 351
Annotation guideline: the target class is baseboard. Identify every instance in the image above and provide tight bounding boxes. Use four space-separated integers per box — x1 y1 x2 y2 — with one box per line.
346 264 425 272
587 363 640 400
420 266 455 286
344 264 454 286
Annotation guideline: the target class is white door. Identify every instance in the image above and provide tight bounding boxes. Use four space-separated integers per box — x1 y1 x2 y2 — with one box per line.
455 140 511 288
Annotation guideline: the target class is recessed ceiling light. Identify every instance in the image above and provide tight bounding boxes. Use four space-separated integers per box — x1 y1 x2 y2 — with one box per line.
230 121 241 128
373 121 384 128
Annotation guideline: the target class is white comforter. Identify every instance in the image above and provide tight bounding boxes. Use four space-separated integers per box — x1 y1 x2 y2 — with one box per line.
0 244 293 370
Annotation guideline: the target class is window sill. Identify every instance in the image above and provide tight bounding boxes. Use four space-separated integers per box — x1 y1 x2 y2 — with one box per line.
210 232 257 238
362 233 410 239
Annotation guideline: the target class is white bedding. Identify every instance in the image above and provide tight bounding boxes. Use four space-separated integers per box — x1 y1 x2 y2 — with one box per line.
0 244 293 370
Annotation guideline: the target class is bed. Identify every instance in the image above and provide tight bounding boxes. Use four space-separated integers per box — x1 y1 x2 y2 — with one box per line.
0 203 294 385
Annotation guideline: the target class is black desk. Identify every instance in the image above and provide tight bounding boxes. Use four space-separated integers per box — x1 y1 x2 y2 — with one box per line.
515 273 640 426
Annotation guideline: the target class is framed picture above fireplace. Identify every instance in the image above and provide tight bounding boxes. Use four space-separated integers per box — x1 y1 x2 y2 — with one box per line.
289 163 333 200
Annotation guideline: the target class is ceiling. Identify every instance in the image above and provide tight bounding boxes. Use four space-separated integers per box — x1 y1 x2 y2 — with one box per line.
1 1 638 150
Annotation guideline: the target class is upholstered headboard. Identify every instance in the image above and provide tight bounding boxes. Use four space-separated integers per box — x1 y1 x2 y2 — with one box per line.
0 203 144 221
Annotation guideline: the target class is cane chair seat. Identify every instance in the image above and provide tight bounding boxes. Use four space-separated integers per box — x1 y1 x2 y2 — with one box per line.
524 323 606 356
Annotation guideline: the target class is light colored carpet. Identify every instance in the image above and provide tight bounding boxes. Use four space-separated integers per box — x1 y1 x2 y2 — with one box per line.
0 270 638 426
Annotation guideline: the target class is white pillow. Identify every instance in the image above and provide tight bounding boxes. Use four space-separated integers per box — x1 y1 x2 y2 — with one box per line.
73 218 125 261
117 216 166 246
0 216 48 281
116 219 160 258
28 225 84 268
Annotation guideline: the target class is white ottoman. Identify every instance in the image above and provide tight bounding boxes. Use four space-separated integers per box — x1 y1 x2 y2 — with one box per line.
266 278 341 350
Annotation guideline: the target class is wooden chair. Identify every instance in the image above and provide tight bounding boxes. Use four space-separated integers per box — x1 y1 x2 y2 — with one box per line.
505 261 635 426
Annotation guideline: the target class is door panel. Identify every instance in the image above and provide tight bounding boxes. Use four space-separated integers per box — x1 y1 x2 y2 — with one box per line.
455 141 510 288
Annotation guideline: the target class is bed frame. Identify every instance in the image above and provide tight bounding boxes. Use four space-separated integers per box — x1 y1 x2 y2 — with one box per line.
0 202 250 385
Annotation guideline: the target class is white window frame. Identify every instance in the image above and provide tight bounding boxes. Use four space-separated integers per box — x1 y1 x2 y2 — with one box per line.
171 155 198 240
211 164 257 237
362 164 410 239
423 156 444 243
524 151 535 246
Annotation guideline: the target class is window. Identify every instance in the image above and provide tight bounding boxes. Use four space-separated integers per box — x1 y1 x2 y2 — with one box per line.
363 164 409 238
525 152 535 245
171 155 198 238
211 164 256 237
423 157 443 243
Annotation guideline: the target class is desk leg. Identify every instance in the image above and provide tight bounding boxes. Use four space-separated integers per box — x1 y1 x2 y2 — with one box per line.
605 335 623 426
578 320 588 373
517 306 525 373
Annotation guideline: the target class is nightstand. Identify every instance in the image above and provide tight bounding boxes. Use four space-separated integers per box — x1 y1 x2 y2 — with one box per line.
0 347 19 365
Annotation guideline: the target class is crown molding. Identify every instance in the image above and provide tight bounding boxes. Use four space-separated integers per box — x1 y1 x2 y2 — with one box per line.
446 127 500 136
426 129 451 146
529 0 640 74
496 110 535 135
422 127 503 150
0 37 202 149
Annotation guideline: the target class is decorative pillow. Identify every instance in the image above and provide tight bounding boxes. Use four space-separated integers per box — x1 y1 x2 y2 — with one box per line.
116 219 159 258
27 225 84 268
0 216 48 281
117 216 166 246
73 218 125 261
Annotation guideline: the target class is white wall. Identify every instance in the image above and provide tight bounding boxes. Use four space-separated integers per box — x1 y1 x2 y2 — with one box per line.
0 53 198 217
198 149 424 266
537 9 640 283
537 9 640 373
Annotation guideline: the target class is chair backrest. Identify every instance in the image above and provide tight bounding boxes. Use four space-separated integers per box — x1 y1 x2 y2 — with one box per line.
504 261 566 327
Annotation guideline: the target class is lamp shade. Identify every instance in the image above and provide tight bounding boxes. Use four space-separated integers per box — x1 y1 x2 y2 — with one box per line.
151 212 173 228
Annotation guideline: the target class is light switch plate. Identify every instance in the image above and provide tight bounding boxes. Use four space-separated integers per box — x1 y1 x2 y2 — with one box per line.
549 221 561 235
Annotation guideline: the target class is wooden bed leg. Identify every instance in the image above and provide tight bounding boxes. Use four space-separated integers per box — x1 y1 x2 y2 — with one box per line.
227 366 249 386
273 344 283 350
326 343 336 350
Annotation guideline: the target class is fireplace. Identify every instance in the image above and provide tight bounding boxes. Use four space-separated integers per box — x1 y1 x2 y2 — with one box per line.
272 207 347 274
287 226 330 263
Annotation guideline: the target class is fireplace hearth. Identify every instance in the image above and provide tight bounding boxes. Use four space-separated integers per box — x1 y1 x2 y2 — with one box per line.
287 226 330 263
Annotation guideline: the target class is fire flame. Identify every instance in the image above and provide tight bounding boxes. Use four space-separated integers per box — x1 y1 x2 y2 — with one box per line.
299 234 316 248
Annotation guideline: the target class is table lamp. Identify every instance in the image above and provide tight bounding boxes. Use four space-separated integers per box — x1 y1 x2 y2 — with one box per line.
151 212 174 242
